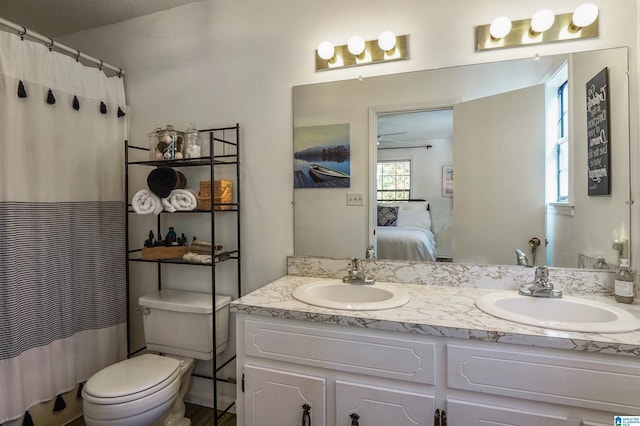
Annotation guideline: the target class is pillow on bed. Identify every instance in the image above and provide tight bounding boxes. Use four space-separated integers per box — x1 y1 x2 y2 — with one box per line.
397 209 431 230
403 200 429 212
377 205 399 226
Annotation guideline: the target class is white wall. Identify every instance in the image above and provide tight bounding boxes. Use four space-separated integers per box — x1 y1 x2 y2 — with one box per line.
50 0 639 412
58 0 639 284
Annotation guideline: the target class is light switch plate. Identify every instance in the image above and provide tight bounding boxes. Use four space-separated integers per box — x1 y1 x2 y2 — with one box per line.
347 193 364 206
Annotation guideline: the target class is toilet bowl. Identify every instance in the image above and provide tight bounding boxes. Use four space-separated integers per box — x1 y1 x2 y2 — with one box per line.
82 354 193 426
82 291 231 426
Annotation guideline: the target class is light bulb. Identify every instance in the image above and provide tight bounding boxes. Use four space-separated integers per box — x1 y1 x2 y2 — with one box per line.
572 3 599 28
378 31 396 52
317 41 335 60
347 36 365 56
489 16 512 39
531 9 555 33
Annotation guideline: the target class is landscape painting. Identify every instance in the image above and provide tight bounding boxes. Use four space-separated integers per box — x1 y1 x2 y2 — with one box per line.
293 123 351 188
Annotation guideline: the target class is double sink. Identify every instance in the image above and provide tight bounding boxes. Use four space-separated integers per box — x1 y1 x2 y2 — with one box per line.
292 279 640 334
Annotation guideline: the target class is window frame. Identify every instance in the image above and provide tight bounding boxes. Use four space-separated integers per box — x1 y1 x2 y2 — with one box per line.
556 80 569 203
376 159 412 202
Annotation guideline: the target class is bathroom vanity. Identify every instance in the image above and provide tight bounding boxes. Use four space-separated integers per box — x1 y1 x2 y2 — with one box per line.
232 258 640 426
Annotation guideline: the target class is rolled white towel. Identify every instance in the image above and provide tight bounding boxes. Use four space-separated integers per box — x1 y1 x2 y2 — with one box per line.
132 189 163 215
164 189 197 212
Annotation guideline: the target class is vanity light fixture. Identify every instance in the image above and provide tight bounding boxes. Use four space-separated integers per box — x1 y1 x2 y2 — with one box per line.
377 31 397 52
347 36 366 57
489 16 512 39
317 41 336 62
570 3 599 31
530 9 555 35
315 33 408 72
476 3 599 51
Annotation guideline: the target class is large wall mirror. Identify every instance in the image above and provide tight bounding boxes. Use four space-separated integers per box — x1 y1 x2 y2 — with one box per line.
293 47 630 269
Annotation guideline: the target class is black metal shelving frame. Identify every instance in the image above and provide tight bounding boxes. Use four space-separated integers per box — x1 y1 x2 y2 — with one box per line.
124 124 241 424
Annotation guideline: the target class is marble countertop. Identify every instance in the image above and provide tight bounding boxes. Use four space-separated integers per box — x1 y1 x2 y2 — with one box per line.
231 275 640 358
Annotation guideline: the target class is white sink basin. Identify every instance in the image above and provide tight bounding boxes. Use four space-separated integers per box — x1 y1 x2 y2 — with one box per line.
476 291 640 333
292 280 411 311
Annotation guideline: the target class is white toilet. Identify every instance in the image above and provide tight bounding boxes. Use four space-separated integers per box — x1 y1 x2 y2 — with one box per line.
82 290 231 426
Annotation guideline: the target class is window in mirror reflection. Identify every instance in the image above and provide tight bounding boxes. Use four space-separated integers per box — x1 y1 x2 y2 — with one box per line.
557 80 569 202
377 160 411 201
546 61 570 204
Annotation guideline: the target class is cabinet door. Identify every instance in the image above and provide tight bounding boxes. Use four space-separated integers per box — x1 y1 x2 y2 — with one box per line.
335 381 434 426
244 364 326 426
446 399 569 426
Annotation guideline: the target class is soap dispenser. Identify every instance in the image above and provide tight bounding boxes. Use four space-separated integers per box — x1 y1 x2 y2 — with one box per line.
614 259 635 304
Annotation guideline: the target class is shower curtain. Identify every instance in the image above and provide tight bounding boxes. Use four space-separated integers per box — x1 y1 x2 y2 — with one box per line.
0 31 127 423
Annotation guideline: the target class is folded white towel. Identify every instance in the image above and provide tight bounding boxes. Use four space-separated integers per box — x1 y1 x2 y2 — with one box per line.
162 189 197 213
183 251 213 264
132 189 163 215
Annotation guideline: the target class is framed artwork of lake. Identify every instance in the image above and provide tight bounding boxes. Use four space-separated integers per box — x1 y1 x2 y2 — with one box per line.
294 123 351 188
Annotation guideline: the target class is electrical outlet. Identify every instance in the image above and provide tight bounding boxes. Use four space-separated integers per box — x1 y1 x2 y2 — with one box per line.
347 193 364 206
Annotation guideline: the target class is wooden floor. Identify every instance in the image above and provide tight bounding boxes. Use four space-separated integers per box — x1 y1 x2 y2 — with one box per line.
68 403 235 426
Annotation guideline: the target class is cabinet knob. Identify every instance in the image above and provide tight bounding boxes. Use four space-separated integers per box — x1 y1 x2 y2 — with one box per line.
350 413 360 426
301 403 311 426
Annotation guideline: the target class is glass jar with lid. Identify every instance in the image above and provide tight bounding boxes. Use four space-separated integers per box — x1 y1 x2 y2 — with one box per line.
154 125 184 160
182 122 201 158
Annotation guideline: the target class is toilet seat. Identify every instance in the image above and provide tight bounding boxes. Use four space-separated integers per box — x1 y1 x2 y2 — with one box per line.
83 354 181 405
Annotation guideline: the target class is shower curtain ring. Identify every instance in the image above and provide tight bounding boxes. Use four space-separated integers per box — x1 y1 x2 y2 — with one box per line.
75 49 81 62
118 68 123 78
17 26 26 40
98 59 103 71
46 37 54 51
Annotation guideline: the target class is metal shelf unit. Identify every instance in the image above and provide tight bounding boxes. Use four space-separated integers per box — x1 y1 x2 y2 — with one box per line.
124 124 240 423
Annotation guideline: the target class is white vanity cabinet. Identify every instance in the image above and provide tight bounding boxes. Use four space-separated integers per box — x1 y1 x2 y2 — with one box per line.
237 315 436 425
236 313 640 426
243 364 326 426
335 381 435 426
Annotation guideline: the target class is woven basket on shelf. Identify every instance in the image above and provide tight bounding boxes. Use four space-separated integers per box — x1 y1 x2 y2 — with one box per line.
198 180 232 211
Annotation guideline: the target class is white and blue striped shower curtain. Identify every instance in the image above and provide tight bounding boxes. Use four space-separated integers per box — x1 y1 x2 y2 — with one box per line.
0 31 128 423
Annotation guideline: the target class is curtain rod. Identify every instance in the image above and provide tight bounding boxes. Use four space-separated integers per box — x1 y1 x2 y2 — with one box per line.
0 16 124 77
378 144 433 150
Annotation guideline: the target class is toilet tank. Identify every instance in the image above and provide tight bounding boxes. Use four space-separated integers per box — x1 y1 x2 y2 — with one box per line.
139 290 231 360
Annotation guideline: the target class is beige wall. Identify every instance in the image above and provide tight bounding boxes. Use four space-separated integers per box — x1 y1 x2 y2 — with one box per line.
59 0 639 283
45 0 640 413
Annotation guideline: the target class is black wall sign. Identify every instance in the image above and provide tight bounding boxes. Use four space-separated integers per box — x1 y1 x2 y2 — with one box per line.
586 67 611 196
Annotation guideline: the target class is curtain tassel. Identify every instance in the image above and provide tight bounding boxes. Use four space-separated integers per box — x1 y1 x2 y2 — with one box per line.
21 411 34 426
46 89 56 105
72 95 80 111
100 101 107 114
117 106 126 118
53 394 66 412
17 80 27 98
76 382 84 399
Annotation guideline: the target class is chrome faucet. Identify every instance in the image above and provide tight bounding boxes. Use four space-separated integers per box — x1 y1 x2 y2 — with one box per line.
519 266 562 298
515 249 529 267
343 258 375 285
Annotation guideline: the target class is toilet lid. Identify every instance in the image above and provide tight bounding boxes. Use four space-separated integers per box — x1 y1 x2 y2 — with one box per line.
83 354 181 404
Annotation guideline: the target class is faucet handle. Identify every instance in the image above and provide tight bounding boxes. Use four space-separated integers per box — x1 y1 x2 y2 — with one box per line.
534 265 549 282
351 258 362 270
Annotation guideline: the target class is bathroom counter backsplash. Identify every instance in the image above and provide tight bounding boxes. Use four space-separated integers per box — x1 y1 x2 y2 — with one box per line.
231 256 640 358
